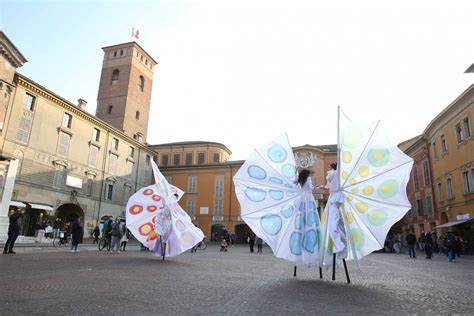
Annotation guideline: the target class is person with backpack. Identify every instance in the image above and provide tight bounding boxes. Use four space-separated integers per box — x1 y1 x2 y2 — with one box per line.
110 217 125 253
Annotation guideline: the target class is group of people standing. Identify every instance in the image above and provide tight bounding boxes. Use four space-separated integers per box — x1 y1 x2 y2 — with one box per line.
100 216 130 253
405 230 466 262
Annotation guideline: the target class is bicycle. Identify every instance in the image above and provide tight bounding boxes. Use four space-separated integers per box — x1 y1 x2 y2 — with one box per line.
98 236 111 251
53 231 69 248
191 238 207 252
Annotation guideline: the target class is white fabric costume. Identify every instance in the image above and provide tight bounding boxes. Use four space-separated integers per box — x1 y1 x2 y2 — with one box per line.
233 134 321 266
325 168 346 257
126 161 204 258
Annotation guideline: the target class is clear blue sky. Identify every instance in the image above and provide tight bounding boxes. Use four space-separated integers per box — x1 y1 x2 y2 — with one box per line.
2 1 474 159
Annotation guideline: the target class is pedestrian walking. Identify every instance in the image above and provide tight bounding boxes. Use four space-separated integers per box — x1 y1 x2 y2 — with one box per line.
249 232 256 253
110 217 125 253
70 218 83 253
418 231 426 252
447 234 456 262
3 205 28 254
230 232 236 247
53 217 62 239
92 225 100 244
405 231 416 258
425 231 433 259
256 237 263 253
121 228 131 251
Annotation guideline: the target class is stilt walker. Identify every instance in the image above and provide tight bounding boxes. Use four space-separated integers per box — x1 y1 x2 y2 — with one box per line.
319 106 413 283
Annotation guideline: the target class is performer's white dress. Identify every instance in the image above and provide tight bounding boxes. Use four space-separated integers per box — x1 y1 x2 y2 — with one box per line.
325 169 346 257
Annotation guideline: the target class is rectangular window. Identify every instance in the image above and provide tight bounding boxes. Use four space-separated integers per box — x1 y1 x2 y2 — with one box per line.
186 197 196 218
425 196 433 215
16 117 31 143
437 182 444 202
53 167 64 189
92 128 100 142
62 113 72 129
123 185 131 205
146 155 151 166
173 154 180 166
412 165 419 191
432 142 438 160
440 134 447 154
462 170 473 193
463 117 472 138
108 154 118 174
106 183 114 200
112 138 119 151
88 145 99 167
422 159 431 186
162 154 169 166
214 176 224 216
455 123 464 143
213 153 220 163
57 132 71 157
87 179 93 196
198 153 205 165
447 178 454 199
186 153 193 165
416 199 423 217
126 161 134 176
188 175 197 193
411 201 418 218
24 93 36 111
128 146 135 158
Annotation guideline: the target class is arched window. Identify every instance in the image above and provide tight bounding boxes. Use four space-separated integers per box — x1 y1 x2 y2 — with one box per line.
113 51 117 57
112 69 119 82
120 49 123 56
135 111 140 120
108 105 113 114
139 75 145 92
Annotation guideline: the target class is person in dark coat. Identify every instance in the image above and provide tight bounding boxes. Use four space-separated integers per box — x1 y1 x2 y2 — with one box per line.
92 225 100 244
405 231 417 258
3 205 29 254
424 231 433 259
70 218 83 253
249 232 256 253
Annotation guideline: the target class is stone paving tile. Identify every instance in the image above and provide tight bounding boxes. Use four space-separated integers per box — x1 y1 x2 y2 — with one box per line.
0 245 472 315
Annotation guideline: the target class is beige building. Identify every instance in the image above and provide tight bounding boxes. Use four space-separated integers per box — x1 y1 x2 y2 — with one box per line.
0 32 155 238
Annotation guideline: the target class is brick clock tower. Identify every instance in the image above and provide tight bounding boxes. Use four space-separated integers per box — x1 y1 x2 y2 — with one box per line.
96 42 157 143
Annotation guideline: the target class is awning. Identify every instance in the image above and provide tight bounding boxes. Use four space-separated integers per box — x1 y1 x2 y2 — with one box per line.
10 201 26 208
435 219 472 229
30 203 54 211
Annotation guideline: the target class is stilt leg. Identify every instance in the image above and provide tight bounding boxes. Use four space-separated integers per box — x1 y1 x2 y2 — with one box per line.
342 259 350 284
332 254 336 280
319 267 323 279
293 266 297 277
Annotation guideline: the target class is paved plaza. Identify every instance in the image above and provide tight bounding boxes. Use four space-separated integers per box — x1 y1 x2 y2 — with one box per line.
1 244 473 315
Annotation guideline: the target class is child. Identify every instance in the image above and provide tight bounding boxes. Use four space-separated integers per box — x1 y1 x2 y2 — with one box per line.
220 237 228 252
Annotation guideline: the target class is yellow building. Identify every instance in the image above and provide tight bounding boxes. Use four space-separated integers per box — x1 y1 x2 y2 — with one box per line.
424 85 474 235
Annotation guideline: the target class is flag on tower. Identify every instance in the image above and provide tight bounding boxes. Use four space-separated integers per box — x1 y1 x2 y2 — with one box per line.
131 27 140 39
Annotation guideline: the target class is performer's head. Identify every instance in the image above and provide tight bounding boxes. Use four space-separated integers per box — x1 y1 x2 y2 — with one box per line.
297 169 311 186
330 163 337 170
